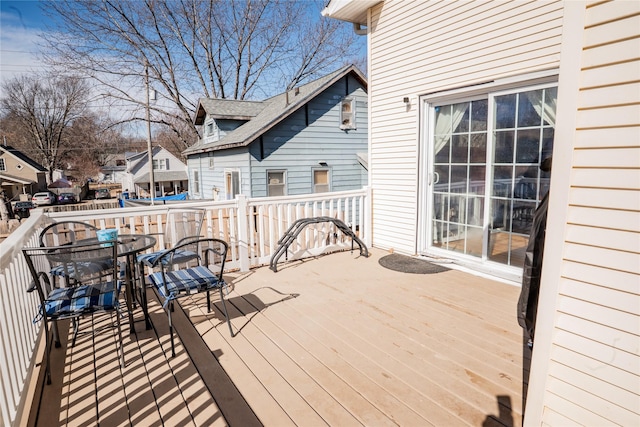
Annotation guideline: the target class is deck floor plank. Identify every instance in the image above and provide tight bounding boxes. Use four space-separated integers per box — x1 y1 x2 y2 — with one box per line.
229 294 370 426
283 282 520 424
92 314 130 426
190 307 297 427
190 298 327 426
60 319 99 426
37 248 525 427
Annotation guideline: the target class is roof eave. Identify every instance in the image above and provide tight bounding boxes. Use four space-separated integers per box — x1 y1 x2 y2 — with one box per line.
321 0 379 24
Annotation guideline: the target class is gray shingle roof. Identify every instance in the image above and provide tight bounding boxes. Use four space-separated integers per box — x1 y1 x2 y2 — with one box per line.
184 65 366 156
194 99 266 123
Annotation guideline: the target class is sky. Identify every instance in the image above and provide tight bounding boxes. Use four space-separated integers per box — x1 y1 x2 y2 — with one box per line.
0 0 48 91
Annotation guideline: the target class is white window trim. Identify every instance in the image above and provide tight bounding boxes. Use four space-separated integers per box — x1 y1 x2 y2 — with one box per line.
340 97 356 130
225 169 241 200
192 170 200 195
312 167 330 193
267 169 287 197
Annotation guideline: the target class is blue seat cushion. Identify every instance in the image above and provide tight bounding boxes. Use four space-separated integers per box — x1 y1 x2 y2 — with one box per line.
138 249 199 267
50 259 114 278
148 266 222 305
35 281 122 322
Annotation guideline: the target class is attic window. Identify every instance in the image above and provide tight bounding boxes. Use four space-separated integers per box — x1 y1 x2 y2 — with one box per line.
340 98 356 130
153 158 168 170
0 158 5 171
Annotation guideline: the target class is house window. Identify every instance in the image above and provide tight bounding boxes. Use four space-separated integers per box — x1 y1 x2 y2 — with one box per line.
267 170 286 197
313 169 329 193
206 121 219 141
340 98 356 130
153 159 168 170
225 170 240 200
426 84 557 269
0 158 5 171
193 170 200 194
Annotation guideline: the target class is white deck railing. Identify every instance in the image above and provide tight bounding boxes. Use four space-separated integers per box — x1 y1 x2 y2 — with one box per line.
0 188 370 426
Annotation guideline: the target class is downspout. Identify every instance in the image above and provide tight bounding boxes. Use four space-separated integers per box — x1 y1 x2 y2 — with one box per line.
353 22 367 35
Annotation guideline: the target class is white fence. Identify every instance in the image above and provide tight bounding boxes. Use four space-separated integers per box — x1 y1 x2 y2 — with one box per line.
0 188 369 426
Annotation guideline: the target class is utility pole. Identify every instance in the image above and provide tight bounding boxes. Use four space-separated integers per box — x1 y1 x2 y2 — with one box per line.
145 61 156 205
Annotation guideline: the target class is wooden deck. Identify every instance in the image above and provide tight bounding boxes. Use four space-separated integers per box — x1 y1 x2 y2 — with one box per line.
34 248 524 426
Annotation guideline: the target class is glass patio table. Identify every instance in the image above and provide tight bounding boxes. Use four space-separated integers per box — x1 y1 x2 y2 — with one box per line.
72 234 157 333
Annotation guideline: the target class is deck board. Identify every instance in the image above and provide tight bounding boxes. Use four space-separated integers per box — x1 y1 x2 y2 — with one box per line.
36 248 524 427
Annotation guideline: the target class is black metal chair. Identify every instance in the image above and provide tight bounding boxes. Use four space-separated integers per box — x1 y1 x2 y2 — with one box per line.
136 208 206 287
146 237 234 357
39 221 114 287
39 220 101 247
23 240 124 385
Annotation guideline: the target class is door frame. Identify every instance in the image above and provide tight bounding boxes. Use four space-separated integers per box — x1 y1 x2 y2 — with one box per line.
417 70 559 282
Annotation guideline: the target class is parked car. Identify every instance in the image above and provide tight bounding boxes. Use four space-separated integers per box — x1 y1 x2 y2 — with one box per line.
13 201 35 219
57 192 77 204
31 192 58 206
94 188 111 199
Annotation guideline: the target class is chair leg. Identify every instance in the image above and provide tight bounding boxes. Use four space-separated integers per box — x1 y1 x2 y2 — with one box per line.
70 318 80 347
52 321 61 348
168 301 176 357
138 264 152 330
117 308 125 368
219 286 235 337
43 320 52 385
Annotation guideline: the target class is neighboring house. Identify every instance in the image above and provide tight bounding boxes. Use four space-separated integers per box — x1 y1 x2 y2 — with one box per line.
324 1 639 426
184 65 368 200
121 146 188 198
98 153 127 184
0 145 47 200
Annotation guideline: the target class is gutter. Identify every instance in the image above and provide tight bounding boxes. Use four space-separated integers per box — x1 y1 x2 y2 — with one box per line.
353 23 367 35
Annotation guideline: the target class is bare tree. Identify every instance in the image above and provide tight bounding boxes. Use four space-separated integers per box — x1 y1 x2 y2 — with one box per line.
64 113 126 182
40 0 365 151
0 73 92 182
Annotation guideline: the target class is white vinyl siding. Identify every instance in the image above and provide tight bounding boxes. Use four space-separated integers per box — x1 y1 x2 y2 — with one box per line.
368 0 564 254
527 1 640 425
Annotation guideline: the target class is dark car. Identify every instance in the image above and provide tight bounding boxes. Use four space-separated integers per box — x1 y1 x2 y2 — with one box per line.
13 201 36 219
58 192 77 204
94 188 111 199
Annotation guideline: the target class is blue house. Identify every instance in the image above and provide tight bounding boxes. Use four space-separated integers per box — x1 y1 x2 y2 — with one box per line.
184 65 368 200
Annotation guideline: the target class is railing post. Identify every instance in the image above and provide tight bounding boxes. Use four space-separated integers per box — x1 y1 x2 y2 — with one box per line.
364 186 372 247
236 195 250 272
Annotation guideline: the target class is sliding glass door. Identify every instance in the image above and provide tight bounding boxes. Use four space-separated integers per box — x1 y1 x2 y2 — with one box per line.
427 85 556 269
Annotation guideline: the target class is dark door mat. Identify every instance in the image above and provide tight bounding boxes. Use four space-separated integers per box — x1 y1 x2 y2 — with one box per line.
378 253 451 274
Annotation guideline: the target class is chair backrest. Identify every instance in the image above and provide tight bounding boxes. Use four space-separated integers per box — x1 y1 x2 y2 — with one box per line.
39 221 100 247
23 240 119 302
162 208 206 248
155 237 227 277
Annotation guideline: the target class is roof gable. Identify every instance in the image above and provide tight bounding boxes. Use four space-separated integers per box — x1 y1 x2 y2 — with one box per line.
0 145 47 172
194 99 266 124
185 64 367 156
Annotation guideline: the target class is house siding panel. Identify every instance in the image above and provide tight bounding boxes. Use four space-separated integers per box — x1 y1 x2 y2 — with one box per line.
530 1 640 425
249 76 368 198
188 149 250 200
368 0 563 254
